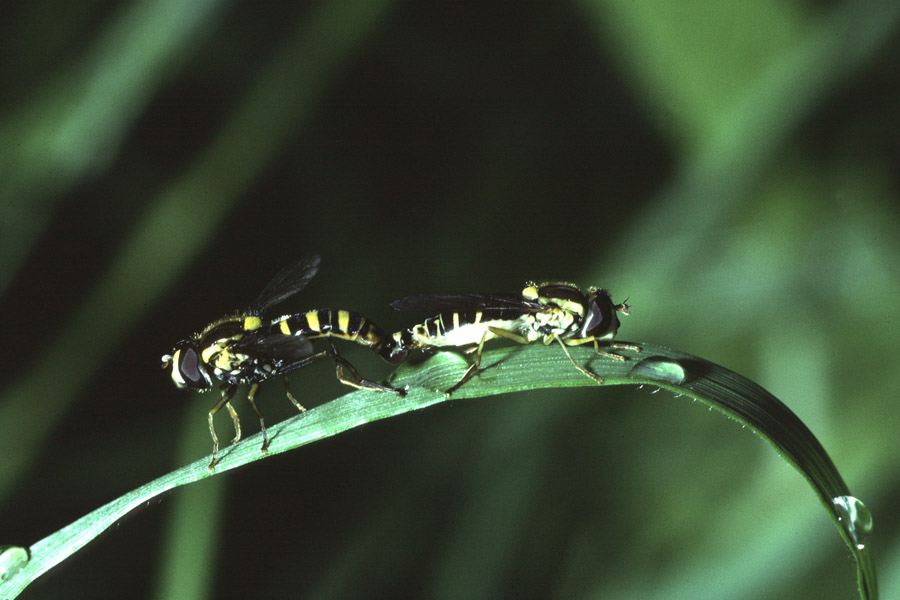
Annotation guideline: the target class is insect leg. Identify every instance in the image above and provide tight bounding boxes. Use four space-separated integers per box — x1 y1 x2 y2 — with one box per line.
553 335 605 385
328 339 406 396
446 325 528 396
274 348 348 405
283 376 308 414
609 341 643 353
208 384 238 470
245 383 271 454
564 337 641 361
445 330 492 397
225 402 241 443
486 326 529 345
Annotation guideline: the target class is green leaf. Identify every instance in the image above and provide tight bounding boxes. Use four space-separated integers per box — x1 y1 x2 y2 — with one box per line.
0 343 876 599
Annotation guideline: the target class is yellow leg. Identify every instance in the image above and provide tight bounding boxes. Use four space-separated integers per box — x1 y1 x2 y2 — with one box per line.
245 383 272 454
553 335 605 385
611 341 642 353
562 337 642 361
589 339 642 361
445 331 491 397
486 326 529 345
328 340 406 396
284 376 307 413
553 337 641 385
446 326 530 396
207 385 238 470
225 402 241 443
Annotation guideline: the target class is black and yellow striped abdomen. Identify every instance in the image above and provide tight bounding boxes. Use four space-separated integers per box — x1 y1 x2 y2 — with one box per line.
161 253 410 469
272 309 405 363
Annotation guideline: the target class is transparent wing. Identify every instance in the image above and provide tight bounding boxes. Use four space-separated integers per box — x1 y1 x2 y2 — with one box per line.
236 330 316 362
390 291 540 313
249 252 321 313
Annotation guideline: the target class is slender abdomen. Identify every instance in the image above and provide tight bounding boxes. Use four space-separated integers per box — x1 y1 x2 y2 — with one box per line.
392 308 528 351
273 310 405 363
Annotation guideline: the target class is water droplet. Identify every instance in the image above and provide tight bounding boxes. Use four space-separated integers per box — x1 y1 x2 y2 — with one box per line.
630 357 686 385
0 545 28 581
833 495 873 550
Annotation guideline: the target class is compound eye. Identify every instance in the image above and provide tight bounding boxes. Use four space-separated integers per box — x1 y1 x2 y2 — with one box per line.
167 343 210 389
583 301 608 337
583 292 618 338
178 346 206 386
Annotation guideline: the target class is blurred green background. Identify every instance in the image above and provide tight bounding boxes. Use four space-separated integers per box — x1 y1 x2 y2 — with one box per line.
1 1 899 598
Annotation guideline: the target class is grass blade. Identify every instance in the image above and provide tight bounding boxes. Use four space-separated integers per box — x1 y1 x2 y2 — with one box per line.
0 343 875 598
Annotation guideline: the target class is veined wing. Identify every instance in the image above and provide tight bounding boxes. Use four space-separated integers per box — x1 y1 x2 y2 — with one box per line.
390 291 541 313
249 252 321 313
235 328 315 362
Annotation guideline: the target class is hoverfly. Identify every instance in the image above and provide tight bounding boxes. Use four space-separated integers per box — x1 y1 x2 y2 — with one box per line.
162 253 406 468
390 283 639 396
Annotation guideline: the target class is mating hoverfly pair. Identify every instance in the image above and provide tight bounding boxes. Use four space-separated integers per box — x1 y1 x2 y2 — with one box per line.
162 253 638 468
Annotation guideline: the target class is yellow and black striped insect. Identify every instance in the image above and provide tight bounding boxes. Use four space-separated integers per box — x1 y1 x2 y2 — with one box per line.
390 283 639 396
161 253 406 468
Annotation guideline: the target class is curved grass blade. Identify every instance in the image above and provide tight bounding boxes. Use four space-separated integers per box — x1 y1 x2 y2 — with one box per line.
0 343 875 598
624 350 876 600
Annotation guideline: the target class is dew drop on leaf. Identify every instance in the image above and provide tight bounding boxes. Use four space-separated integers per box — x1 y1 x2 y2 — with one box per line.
0 545 28 581
630 357 686 385
832 495 873 550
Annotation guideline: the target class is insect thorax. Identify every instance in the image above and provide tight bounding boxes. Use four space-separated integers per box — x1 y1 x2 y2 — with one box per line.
525 306 579 339
194 314 274 385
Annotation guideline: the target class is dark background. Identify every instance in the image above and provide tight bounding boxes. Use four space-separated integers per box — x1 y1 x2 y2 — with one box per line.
1 1 899 598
